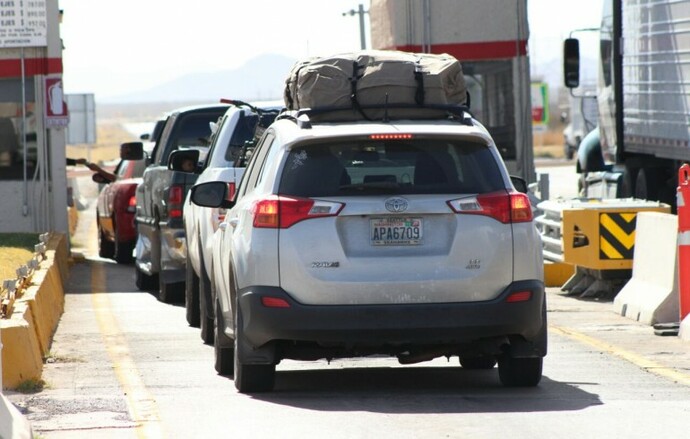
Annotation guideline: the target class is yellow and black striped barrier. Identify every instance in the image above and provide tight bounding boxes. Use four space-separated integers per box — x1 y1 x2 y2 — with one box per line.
536 198 671 298
537 198 671 271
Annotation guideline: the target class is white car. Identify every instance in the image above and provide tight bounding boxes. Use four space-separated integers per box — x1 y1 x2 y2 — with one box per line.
172 100 282 343
192 106 546 393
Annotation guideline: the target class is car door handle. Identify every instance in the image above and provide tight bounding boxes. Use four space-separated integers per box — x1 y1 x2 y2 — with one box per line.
228 218 239 229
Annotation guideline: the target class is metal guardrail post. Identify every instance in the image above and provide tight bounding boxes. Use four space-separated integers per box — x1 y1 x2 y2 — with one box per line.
538 172 550 202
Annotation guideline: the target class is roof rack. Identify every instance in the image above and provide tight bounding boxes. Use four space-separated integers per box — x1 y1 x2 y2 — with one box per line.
219 99 282 116
276 103 475 129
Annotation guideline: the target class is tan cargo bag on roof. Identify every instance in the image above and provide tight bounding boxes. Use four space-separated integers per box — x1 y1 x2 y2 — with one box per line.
283 50 467 121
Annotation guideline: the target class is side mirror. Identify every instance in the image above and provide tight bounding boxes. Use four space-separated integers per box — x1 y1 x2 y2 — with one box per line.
510 175 528 194
92 173 109 184
190 181 235 209
563 38 580 88
168 149 200 173
120 142 144 160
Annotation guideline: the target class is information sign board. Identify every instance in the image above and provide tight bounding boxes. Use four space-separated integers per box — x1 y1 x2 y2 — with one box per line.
0 0 47 48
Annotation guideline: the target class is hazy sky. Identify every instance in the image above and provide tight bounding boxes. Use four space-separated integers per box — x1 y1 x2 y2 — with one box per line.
58 0 603 99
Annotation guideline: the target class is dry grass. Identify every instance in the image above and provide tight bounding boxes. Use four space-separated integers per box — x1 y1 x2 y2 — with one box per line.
0 248 34 281
66 123 138 164
533 129 565 159
0 233 38 280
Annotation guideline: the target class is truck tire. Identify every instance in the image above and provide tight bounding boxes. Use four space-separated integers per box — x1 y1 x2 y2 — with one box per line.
159 278 185 304
618 165 638 199
135 266 157 291
635 167 661 201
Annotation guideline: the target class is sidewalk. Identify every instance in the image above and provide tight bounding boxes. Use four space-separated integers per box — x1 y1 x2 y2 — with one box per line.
545 289 690 386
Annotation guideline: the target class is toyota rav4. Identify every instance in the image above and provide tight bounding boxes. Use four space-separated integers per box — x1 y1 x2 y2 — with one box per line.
191 106 546 393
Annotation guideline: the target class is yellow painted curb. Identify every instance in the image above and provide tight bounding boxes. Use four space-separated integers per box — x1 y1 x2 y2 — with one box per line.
1 233 68 389
544 262 575 288
1 302 43 389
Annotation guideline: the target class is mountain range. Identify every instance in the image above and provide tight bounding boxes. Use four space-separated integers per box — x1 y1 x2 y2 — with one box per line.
102 52 594 109
104 54 298 104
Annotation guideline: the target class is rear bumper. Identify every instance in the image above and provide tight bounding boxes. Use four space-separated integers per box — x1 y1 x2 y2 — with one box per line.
238 280 545 352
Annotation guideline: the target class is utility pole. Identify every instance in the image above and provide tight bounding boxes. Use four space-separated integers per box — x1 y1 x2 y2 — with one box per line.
342 3 368 50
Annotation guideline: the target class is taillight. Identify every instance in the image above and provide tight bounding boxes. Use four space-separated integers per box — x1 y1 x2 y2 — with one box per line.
126 195 136 213
506 290 532 303
252 196 344 228
261 296 291 308
168 185 184 218
447 191 533 223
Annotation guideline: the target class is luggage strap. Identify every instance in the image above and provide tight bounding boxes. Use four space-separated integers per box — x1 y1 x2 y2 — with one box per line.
349 61 371 120
414 62 425 105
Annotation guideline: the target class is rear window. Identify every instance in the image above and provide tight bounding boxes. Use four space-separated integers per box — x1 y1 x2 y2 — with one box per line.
278 139 504 197
172 114 217 149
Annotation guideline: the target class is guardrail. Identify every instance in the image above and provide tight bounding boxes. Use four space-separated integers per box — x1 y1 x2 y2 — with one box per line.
0 233 50 319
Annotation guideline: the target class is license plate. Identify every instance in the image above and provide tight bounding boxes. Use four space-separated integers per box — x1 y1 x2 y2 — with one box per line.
370 217 423 246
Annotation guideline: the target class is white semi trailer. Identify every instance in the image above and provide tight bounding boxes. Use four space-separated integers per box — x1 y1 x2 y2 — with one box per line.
369 0 535 183
565 0 690 211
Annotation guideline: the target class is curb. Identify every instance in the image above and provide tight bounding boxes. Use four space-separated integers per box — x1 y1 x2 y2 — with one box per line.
1 233 68 390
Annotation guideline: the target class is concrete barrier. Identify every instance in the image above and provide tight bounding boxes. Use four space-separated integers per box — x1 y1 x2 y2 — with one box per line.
0 302 43 388
0 393 33 439
680 316 690 341
1 233 67 389
613 212 679 325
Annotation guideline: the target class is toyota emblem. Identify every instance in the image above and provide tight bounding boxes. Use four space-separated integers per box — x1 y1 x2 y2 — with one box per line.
384 197 409 213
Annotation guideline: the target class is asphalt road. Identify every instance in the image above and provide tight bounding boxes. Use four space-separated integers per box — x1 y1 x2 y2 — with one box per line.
7 163 690 438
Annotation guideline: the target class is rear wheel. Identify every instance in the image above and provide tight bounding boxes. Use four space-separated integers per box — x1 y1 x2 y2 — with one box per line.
214 298 234 376
234 308 275 393
97 215 115 259
497 356 543 387
185 250 200 327
114 239 134 264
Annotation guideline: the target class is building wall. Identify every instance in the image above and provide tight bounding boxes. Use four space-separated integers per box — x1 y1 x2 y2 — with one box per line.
0 1 68 234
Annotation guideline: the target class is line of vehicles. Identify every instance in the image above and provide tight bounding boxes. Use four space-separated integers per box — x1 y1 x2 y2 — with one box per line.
90 48 548 394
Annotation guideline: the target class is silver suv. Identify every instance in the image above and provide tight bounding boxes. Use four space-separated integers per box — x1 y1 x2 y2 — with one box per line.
191 108 546 393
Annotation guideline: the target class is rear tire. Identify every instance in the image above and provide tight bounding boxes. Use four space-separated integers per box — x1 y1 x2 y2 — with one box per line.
498 356 543 387
214 298 234 376
98 215 115 259
234 308 275 393
185 251 200 327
